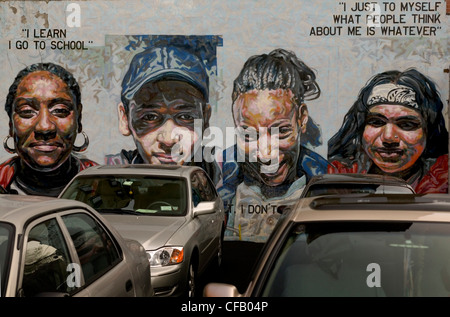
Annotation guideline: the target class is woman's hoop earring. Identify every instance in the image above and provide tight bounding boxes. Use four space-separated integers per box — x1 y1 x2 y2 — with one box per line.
72 131 89 152
3 135 15 154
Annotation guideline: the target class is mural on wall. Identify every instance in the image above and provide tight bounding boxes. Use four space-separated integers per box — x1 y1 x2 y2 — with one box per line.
0 62 98 196
328 68 449 193
0 0 448 243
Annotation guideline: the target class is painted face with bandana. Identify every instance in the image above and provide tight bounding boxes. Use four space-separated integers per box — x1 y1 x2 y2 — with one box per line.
362 83 426 174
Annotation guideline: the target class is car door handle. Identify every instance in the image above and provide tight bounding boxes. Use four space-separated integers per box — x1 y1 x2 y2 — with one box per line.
125 279 133 292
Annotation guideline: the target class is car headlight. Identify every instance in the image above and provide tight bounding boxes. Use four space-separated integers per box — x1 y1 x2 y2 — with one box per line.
147 247 184 267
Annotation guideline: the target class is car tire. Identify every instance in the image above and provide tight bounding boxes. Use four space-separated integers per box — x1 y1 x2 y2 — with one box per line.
217 235 223 268
216 226 225 268
187 260 197 297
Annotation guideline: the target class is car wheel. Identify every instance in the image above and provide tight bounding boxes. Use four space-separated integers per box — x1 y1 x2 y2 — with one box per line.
187 261 197 297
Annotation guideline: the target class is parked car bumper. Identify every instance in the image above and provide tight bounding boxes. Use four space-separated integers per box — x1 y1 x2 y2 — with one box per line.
151 264 186 297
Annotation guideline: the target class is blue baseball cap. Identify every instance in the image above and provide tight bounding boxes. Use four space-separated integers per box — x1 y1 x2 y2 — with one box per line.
121 46 209 103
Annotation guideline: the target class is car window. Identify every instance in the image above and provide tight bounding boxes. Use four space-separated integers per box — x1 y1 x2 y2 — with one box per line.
198 171 217 201
261 221 450 297
60 176 187 216
21 218 73 297
191 171 216 206
62 213 120 285
191 172 202 207
0 223 14 297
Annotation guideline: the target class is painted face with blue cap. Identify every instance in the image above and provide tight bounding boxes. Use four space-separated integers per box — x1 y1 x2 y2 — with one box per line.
118 80 211 165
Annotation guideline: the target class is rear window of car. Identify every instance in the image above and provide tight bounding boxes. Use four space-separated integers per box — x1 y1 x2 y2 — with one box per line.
261 221 450 297
0 222 14 297
60 175 188 216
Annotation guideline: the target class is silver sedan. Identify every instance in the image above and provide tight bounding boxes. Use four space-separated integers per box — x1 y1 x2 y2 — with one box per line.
0 195 152 297
59 164 226 297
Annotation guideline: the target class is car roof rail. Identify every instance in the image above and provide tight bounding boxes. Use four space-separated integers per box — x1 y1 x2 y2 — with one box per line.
309 193 419 209
99 164 182 170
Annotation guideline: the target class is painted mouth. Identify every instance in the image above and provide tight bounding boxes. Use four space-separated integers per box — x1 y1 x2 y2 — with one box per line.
154 153 178 163
30 142 61 152
260 161 284 175
376 148 404 159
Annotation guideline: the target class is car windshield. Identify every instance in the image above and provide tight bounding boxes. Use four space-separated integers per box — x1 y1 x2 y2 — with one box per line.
261 221 450 297
303 183 413 197
0 223 14 297
60 175 187 216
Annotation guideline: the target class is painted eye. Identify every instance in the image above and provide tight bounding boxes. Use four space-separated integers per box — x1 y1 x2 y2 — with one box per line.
366 117 386 128
142 113 161 122
177 113 195 121
396 120 422 131
16 109 36 119
51 108 71 117
14 103 37 118
277 126 293 138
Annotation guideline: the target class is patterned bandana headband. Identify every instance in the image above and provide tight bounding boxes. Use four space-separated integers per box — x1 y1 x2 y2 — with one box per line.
366 83 419 109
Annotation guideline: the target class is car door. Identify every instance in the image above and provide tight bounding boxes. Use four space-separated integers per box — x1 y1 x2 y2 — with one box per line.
18 215 75 297
18 210 137 297
59 211 136 297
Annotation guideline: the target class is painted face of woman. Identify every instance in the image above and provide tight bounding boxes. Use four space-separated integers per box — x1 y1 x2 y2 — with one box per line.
362 104 426 174
12 71 79 171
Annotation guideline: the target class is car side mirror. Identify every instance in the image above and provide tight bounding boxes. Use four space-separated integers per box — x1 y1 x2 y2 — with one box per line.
193 201 216 217
203 282 243 297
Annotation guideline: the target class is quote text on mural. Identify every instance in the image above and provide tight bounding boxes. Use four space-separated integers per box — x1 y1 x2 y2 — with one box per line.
309 1 443 37
7 3 90 51
8 28 92 51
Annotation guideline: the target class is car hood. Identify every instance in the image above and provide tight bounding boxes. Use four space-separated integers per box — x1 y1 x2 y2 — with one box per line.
103 214 186 250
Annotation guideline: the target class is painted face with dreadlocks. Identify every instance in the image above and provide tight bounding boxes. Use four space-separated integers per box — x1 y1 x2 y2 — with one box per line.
233 88 308 186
